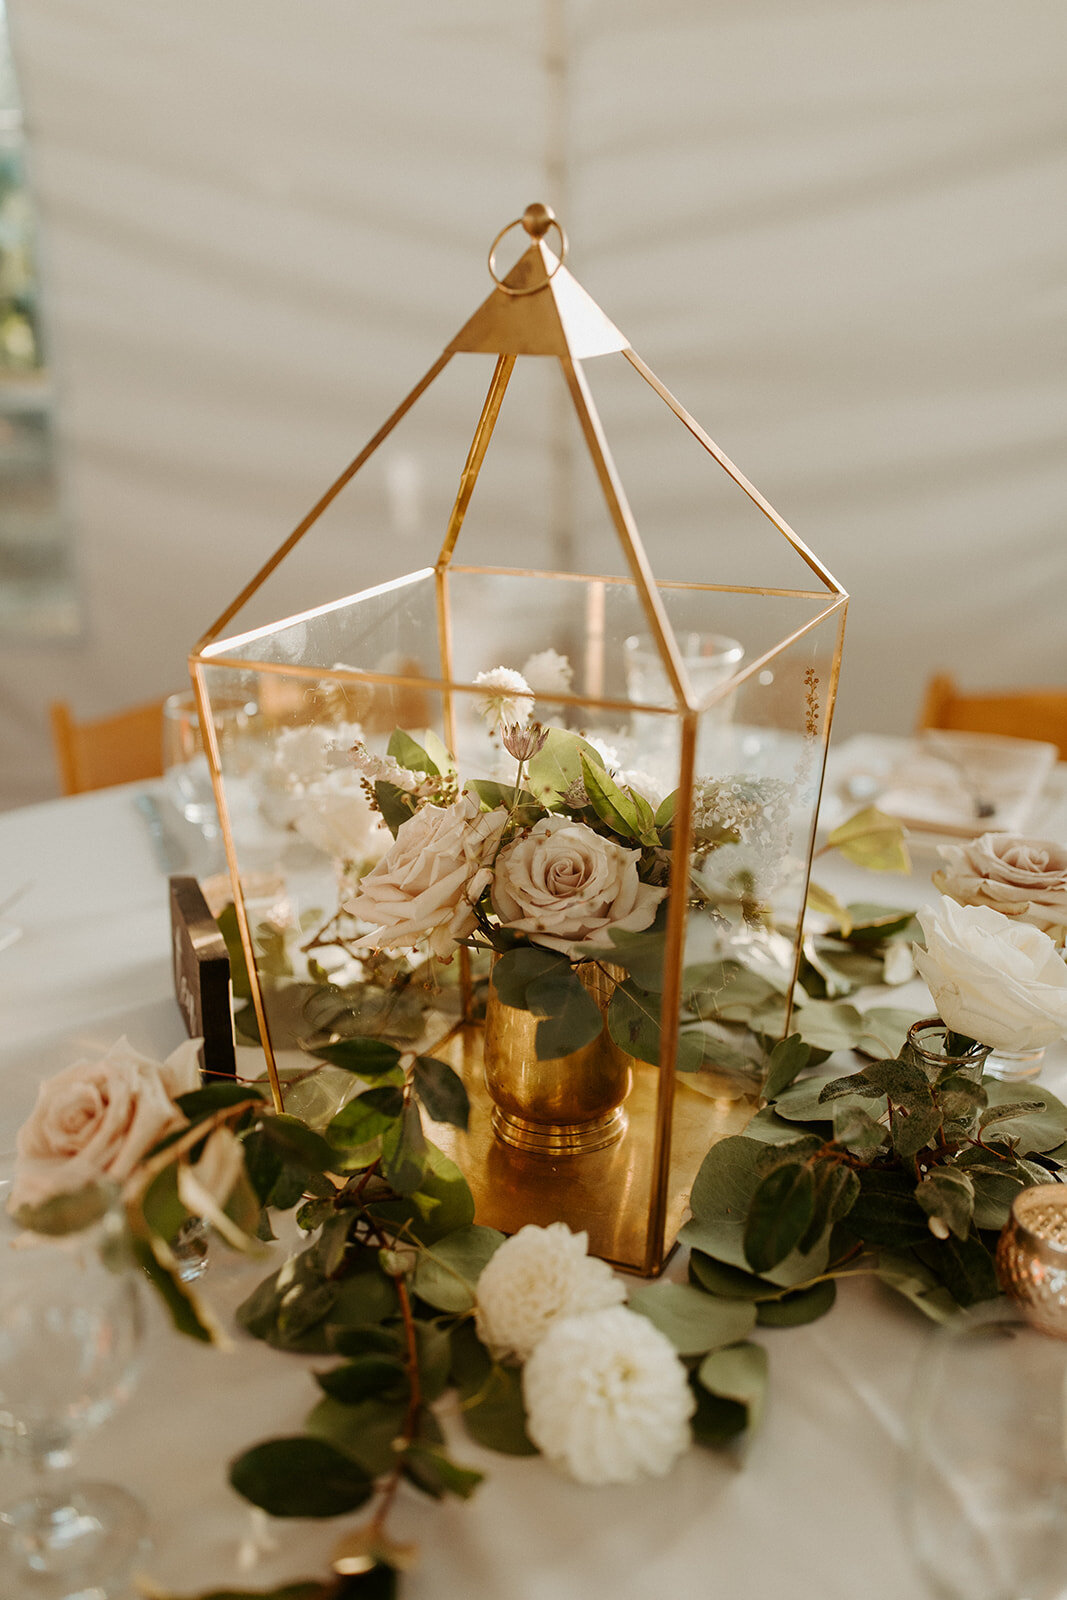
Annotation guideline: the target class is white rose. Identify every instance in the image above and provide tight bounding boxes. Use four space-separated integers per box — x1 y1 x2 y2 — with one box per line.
522 1305 696 1485
291 776 392 867
345 795 509 960
474 1222 625 1362
492 816 666 954
913 897 1067 1053
933 833 1067 943
9 1036 201 1212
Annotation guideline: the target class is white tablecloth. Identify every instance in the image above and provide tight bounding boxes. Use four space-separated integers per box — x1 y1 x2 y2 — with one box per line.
1 755 1065 1599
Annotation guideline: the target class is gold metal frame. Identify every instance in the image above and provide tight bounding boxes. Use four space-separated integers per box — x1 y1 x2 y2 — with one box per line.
191 204 847 1275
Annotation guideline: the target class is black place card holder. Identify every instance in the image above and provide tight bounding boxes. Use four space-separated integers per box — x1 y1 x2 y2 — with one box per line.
169 876 237 1078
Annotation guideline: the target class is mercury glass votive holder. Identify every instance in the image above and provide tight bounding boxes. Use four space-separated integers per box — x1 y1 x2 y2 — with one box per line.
996 1184 1067 1338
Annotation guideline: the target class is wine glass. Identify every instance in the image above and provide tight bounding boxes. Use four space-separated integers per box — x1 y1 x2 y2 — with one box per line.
162 689 258 834
902 1299 1067 1600
0 1192 148 1598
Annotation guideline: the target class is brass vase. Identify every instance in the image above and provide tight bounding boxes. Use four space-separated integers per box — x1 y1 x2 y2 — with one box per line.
483 961 634 1156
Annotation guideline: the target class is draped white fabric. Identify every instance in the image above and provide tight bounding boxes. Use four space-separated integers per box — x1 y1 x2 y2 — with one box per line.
1 0 1064 806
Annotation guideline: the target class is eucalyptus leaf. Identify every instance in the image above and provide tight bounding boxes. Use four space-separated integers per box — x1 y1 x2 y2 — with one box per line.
327 1087 404 1148
175 1082 266 1121
402 1444 484 1501
873 1252 959 1324
806 880 853 936
688 1251 783 1301
891 1103 944 1160
756 1277 837 1327
762 1033 811 1101
784 1000 865 1055
627 1282 756 1356
980 1082 1067 1155
527 969 603 1060
598 926 668 992
843 1168 931 1248
683 1135 832 1286
777 1074 883 1123
411 1225 505 1314
855 1006 924 1061
305 1395 409 1478
743 1162 816 1274
13 1181 114 1238
914 1233 999 1308
380 1104 428 1198
312 1038 404 1078
914 1167 975 1241
490 946 568 1010
315 1355 409 1406
229 1436 374 1518
832 1102 889 1155
827 806 911 872
412 1056 470 1130
449 1322 536 1455
697 1341 768 1432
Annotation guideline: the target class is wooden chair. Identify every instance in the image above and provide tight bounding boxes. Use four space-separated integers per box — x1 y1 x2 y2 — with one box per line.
917 674 1067 759
50 698 166 795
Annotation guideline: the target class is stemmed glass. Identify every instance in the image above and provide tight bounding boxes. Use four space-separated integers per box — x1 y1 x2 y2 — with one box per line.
902 1299 1067 1600
0 1191 147 1598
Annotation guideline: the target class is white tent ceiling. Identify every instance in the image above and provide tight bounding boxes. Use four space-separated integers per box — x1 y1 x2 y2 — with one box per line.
1 0 1064 806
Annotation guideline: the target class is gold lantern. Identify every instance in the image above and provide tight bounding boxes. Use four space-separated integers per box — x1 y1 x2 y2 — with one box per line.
190 203 847 1276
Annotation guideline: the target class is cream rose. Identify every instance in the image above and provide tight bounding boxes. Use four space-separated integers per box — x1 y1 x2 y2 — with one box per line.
933 833 1067 943
345 794 509 960
913 897 1067 1053
291 777 392 867
9 1036 202 1212
491 816 666 954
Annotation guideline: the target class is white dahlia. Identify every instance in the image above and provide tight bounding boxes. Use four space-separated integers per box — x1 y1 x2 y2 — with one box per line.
474 1222 625 1363
522 1305 696 1485
473 667 534 729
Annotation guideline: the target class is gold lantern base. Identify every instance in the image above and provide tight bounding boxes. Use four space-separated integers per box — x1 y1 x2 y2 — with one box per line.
433 1022 757 1275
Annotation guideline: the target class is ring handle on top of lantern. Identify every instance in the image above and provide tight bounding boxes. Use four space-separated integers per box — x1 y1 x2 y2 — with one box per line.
487 202 568 295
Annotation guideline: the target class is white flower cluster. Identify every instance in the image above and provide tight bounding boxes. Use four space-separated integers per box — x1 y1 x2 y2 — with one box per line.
474 1223 694 1486
692 774 793 908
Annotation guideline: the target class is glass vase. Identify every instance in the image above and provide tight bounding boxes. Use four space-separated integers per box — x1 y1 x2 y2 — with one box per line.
984 1043 1046 1084
483 962 634 1157
906 1017 992 1083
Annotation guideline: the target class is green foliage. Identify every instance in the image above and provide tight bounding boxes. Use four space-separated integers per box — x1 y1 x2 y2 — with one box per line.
411 1225 505 1314
628 1282 756 1355
229 1437 374 1518
526 726 605 807
449 1321 536 1455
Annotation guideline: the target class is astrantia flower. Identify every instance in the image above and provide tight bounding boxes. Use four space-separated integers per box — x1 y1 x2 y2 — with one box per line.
522 1306 696 1485
474 668 534 729
474 1222 625 1362
521 649 573 697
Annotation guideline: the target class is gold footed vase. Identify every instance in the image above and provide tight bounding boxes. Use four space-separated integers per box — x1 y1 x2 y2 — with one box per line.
483 961 634 1156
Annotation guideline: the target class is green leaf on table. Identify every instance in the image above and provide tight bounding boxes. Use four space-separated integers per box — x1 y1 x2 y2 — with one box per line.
413 1319 452 1403
743 1107 814 1146
979 1083 1067 1154
411 1224 505 1314
914 1168 975 1241
305 1395 409 1478
688 1251 783 1301
684 1134 832 1287
855 1006 924 1061
743 1162 816 1273
697 1342 769 1435
380 1103 428 1197
230 1436 374 1519
776 1073 883 1124
787 1000 865 1055
449 1321 536 1455
368 1141 476 1245
402 1444 484 1501
526 726 606 808
627 1282 756 1356
756 1277 837 1327
872 1251 959 1324
800 1164 860 1253
806 880 853 937
860 1057 936 1107
315 1355 409 1406
826 807 911 873
312 1038 404 1078
327 1086 404 1148
387 727 439 776
914 1233 999 1308
762 1033 811 1101
527 969 603 1060
412 1056 470 1130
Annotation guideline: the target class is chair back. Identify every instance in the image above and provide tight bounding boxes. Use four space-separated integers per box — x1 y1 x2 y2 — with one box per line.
50 698 165 795
918 674 1067 759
